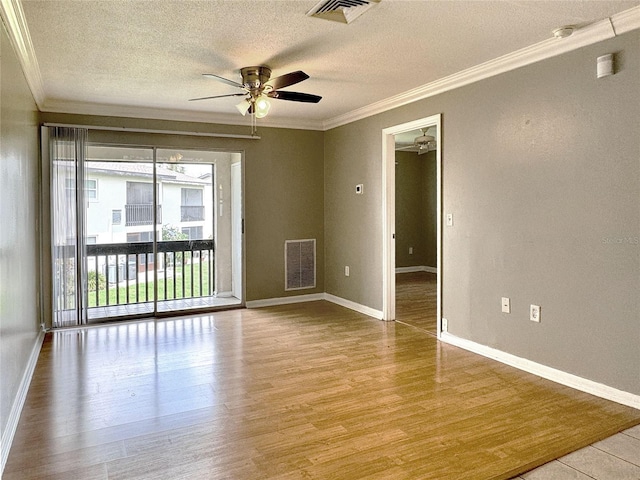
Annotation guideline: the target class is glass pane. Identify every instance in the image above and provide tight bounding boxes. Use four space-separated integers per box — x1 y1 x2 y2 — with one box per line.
85 145 155 321
156 149 241 313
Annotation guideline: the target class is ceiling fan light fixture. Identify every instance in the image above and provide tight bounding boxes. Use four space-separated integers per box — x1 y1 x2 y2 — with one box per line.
192 66 320 135
254 95 271 118
235 98 252 116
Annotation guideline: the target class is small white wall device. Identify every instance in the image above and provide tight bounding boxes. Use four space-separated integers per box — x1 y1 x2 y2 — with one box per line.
597 54 614 79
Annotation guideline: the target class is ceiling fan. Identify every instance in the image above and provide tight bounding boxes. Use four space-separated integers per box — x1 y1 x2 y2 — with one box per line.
189 66 321 134
396 128 437 155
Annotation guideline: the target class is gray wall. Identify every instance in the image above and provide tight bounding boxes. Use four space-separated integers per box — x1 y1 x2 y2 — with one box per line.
325 31 640 395
324 116 383 308
38 112 325 308
395 150 437 269
0 23 41 441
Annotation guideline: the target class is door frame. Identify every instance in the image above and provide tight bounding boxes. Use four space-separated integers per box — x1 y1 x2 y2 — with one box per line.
381 114 442 336
230 161 243 301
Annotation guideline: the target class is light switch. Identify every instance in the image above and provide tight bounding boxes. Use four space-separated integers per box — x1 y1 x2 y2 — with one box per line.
446 213 453 227
501 297 510 314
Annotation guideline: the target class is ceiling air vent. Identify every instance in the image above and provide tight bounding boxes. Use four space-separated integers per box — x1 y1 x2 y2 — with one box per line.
306 0 381 24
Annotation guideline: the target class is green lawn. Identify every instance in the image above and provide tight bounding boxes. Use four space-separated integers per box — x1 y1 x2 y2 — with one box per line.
88 261 212 307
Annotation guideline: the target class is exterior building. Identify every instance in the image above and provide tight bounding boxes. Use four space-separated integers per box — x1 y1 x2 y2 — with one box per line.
85 161 211 245
81 161 212 280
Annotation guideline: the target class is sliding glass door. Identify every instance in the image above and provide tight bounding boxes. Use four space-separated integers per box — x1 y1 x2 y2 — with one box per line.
51 134 243 326
84 145 157 320
155 149 218 314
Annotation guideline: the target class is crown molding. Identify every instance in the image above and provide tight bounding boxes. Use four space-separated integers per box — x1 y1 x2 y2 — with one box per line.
611 4 640 34
41 99 325 131
4 0 638 133
323 6 640 131
0 0 45 107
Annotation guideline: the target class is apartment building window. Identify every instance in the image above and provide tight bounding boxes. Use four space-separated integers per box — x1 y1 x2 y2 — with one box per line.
126 232 154 265
125 182 161 226
112 209 122 225
65 178 98 200
181 188 204 222
126 232 154 243
85 179 97 200
181 226 203 240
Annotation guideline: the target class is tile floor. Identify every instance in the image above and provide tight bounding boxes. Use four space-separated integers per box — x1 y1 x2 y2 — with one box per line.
513 424 640 479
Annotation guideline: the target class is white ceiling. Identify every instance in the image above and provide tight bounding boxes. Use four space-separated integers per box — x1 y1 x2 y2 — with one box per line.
16 0 640 130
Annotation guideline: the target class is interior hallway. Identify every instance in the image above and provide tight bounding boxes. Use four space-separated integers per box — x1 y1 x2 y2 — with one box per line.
396 271 437 335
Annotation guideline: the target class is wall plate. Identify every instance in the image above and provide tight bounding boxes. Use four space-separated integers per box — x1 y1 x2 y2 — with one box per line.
501 297 510 314
530 304 541 322
446 213 453 226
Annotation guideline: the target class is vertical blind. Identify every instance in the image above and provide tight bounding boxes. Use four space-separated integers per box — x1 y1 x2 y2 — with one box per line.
50 126 89 327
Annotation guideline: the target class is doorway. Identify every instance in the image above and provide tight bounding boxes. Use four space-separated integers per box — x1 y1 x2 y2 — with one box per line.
394 126 438 334
381 114 442 336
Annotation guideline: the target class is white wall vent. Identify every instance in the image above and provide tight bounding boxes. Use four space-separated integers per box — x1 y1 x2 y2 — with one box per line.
306 0 381 24
285 239 316 291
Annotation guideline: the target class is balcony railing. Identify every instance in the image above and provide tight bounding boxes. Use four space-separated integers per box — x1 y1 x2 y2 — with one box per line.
125 204 162 226
53 240 215 312
181 205 205 222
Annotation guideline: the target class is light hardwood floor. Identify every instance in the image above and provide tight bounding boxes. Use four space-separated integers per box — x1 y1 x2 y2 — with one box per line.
396 271 437 335
5 300 640 479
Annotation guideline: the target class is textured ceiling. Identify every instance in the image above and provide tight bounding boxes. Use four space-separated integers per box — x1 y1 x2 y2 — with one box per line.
20 0 640 128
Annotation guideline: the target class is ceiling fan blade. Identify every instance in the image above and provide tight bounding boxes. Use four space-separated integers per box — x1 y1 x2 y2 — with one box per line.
268 90 321 103
202 73 245 89
266 71 309 91
189 93 246 101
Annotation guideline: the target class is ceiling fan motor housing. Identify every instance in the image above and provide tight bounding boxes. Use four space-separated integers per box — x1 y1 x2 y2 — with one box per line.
240 66 272 94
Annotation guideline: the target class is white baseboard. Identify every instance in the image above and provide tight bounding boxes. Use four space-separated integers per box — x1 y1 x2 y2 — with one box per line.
246 293 326 308
324 294 384 320
246 292 383 320
396 266 438 274
440 332 640 410
1 330 45 475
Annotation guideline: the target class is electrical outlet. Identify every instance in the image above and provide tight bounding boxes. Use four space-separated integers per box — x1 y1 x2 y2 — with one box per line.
409 247 413 255
442 318 448 332
345 266 350 277
501 297 510 314
530 304 541 323
355 184 363 194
